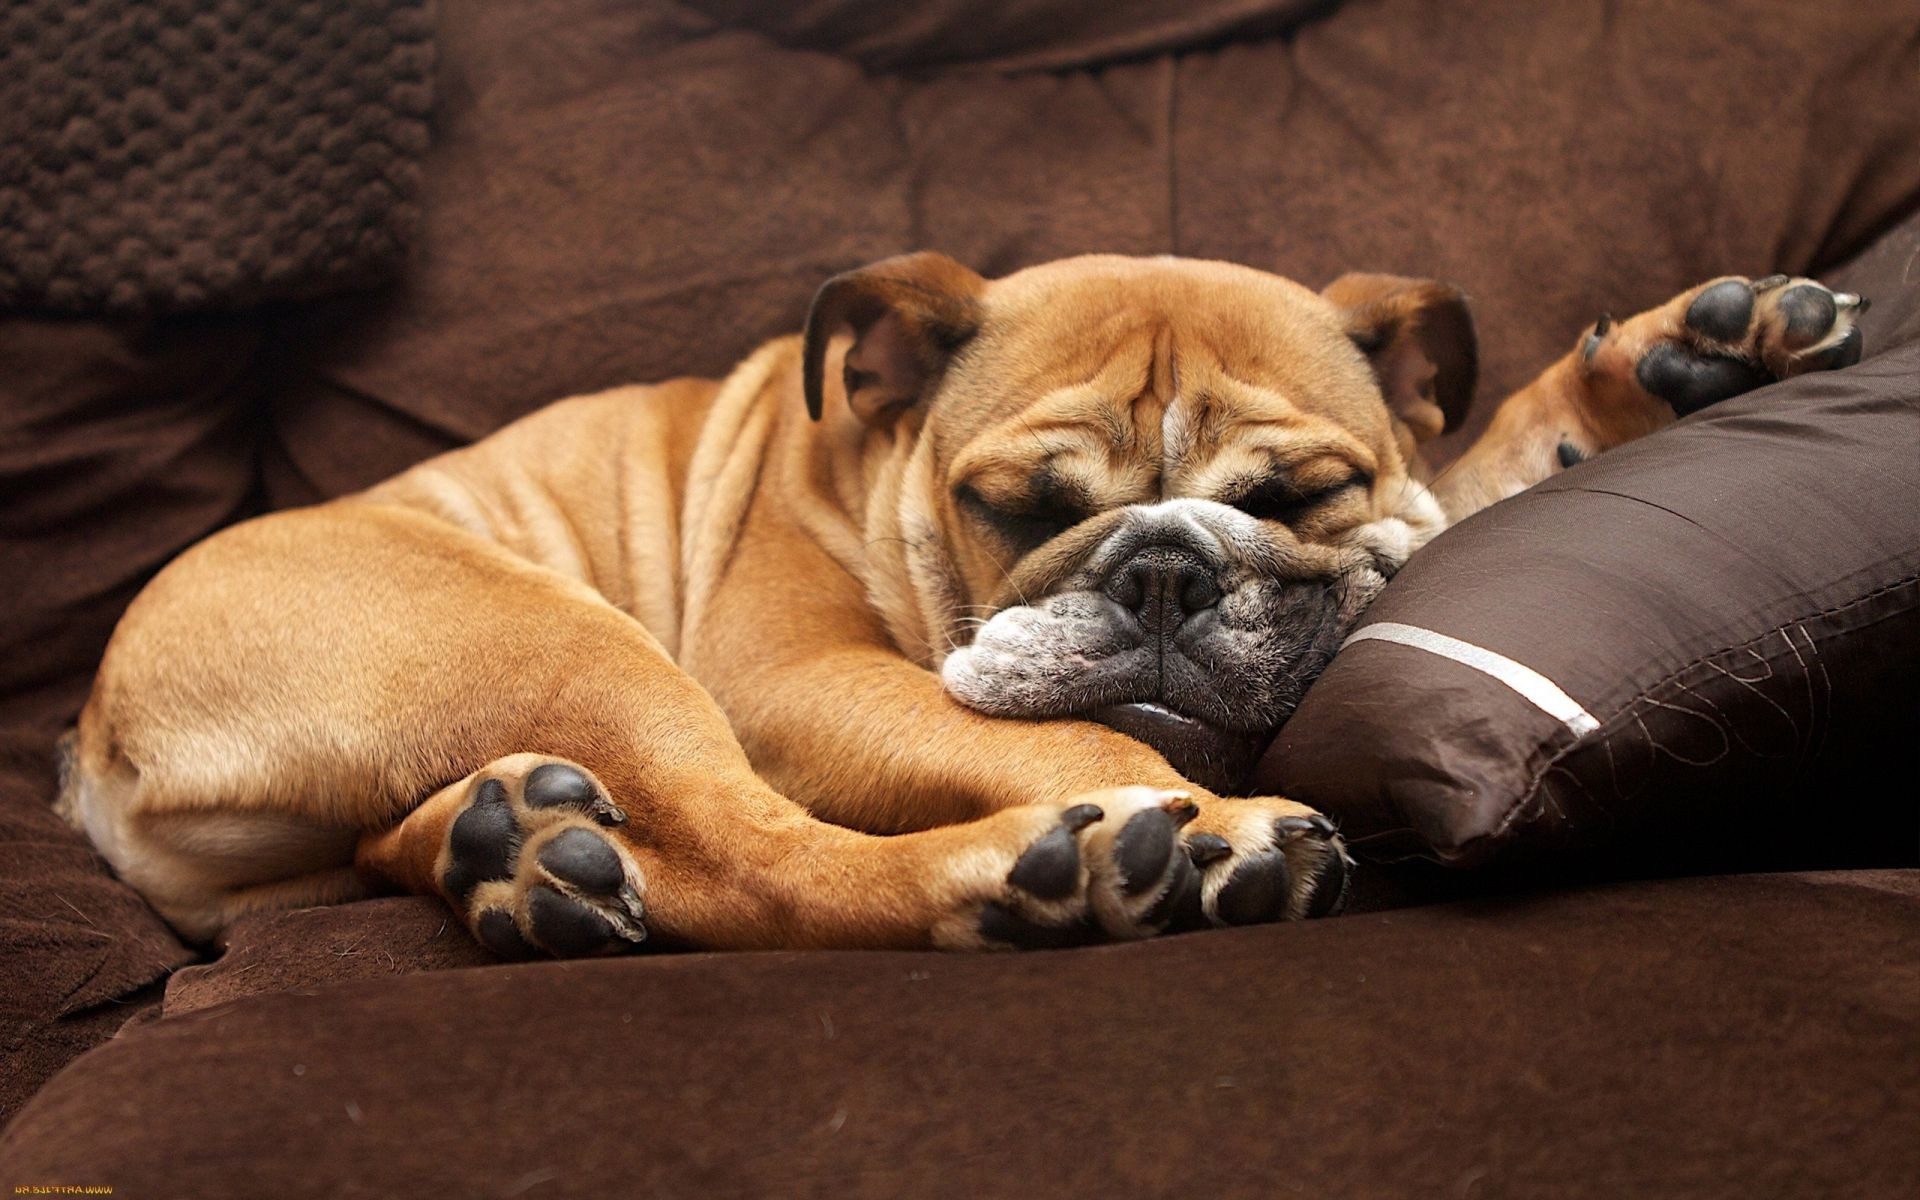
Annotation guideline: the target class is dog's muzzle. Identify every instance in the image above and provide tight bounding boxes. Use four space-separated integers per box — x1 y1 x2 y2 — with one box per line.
941 499 1380 791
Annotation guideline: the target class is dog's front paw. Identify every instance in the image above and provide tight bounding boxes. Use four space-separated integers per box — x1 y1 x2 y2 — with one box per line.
931 787 1199 950
1165 798 1350 929
1590 275 1866 420
438 756 649 959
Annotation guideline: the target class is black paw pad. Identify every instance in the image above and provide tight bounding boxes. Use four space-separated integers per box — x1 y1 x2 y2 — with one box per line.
978 902 1098 949
1214 850 1294 926
1304 850 1351 919
527 885 624 956
1144 853 1204 930
1684 280 1755 342
443 779 518 901
1777 284 1837 349
476 909 536 960
1114 808 1179 896
537 828 626 895
1636 343 1774 417
1810 324 1864 371
525 763 625 825
1007 804 1100 900
1557 440 1588 469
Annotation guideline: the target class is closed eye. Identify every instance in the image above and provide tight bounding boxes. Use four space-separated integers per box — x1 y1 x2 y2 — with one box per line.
955 481 1091 552
1229 473 1370 525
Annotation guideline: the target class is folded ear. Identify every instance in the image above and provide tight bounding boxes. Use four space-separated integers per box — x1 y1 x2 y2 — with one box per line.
1321 273 1478 441
801 251 987 426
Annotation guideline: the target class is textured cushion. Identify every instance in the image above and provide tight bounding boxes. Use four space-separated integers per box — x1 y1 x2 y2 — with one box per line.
4 870 1917 1197
0 0 433 313
1256 227 1920 870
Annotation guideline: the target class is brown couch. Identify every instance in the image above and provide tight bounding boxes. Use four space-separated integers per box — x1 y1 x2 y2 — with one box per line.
4 2 1918 1194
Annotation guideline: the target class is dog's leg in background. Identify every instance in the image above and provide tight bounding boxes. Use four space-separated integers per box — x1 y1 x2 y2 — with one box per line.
1429 275 1866 520
69 501 1200 954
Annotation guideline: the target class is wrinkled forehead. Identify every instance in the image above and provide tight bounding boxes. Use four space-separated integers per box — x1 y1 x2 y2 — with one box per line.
929 257 1395 486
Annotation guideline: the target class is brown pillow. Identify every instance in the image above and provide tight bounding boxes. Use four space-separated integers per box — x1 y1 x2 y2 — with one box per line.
1256 239 1920 872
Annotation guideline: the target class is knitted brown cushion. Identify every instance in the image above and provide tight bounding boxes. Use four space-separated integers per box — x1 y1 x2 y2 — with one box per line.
0 0 434 314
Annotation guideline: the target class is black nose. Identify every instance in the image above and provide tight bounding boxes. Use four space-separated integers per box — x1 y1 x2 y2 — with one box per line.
1102 546 1222 634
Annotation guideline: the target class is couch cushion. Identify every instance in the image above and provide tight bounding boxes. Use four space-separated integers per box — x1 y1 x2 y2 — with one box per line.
1257 221 1920 871
4 870 1917 1196
683 0 1339 73
263 0 1920 505
0 315 257 1123
0 0 434 314
162 898 492 1017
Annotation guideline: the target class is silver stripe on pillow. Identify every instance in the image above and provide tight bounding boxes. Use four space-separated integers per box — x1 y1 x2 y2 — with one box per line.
1340 622 1601 737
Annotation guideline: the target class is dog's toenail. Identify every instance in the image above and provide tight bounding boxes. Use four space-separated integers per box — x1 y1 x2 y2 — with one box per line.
1582 314 1612 363
1684 280 1755 342
1061 803 1104 832
1307 814 1337 837
1008 822 1083 900
537 828 625 894
1184 832 1232 867
1215 851 1293 926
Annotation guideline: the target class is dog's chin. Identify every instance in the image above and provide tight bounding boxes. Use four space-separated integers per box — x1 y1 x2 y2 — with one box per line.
1087 702 1271 794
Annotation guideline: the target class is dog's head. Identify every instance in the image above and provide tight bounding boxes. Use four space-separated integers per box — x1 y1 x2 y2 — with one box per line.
803 253 1476 790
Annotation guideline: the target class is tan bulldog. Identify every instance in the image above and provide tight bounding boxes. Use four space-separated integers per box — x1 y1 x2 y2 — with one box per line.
57 256 1864 954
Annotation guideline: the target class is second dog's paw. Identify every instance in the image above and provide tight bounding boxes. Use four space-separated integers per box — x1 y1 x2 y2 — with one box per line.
1601 275 1867 417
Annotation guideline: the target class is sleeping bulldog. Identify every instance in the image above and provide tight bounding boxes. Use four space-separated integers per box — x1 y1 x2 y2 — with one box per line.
58 255 1863 954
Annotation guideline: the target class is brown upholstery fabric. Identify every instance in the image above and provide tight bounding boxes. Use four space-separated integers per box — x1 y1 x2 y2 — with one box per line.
263 0 1920 506
163 899 493 1017
686 0 1338 72
8 0 1920 1145
0 316 262 745
1257 221 1920 870
0 317 252 1122
0 0 434 314
6 870 1918 1197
